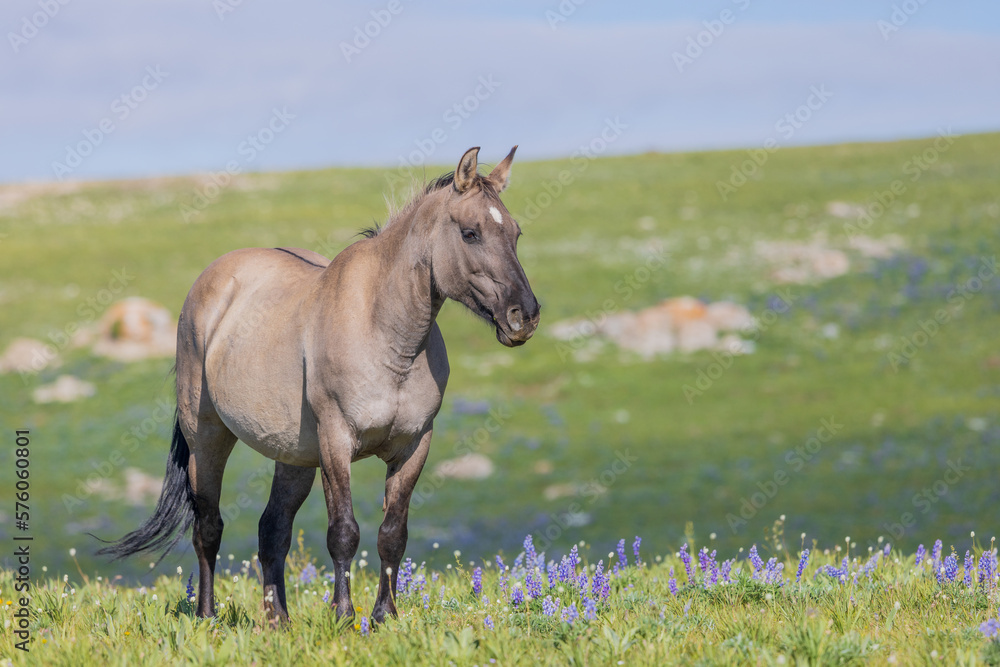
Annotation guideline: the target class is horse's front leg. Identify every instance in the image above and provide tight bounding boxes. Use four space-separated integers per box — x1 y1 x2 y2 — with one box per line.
371 427 432 624
317 414 361 621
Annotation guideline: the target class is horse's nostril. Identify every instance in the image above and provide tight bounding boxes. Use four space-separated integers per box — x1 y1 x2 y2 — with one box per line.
506 306 523 332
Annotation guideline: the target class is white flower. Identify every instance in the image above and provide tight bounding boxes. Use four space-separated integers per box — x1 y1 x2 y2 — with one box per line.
152 594 157 601
385 567 393 575
453 550 461 558
69 548 77 557
177 566 183 575
233 576 239 583
433 542 439 549
359 559 368 568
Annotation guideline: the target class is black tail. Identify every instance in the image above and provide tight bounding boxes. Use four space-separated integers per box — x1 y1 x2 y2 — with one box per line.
96 417 196 561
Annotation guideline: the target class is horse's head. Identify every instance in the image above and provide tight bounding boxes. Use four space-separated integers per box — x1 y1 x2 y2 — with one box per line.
429 146 540 347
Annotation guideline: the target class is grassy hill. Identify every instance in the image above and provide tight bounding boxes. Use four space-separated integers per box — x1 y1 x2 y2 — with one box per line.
1 133 999 588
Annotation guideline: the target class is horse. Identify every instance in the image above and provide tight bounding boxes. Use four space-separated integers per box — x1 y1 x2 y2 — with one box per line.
98 146 540 625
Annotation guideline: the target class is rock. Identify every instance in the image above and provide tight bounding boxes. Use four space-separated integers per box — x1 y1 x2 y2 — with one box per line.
0 337 60 374
123 467 163 506
32 375 96 403
677 319 718 353
705 301 753 332
92 297 176 361
434 453 494 480
661 296 707 323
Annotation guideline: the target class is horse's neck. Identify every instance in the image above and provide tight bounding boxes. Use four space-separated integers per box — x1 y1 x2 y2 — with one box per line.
366 218 443 370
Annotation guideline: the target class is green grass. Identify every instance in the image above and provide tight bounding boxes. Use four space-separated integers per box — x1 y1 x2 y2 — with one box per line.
1 132 999 588
3 527 1000 665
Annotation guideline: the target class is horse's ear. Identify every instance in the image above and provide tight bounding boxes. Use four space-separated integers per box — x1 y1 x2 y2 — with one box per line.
454 147 480 193
486 145 517 193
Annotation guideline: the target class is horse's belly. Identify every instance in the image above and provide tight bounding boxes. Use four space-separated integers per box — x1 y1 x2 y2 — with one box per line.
208 354 322 467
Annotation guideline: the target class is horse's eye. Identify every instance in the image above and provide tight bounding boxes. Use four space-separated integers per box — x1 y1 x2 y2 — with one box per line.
461 228 479 243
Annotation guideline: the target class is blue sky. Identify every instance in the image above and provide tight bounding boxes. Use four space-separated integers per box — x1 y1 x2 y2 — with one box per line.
2 0 999 183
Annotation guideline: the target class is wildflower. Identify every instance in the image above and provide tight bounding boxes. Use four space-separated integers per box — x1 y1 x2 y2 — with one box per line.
883 543 891 558
542 595 559 617
300 563 317 584
322 590 330 604
796 550 810 582
185 573 195 602
964 551 975 588
523 535 537 569
979 551 996 588
546 561 558 588
583 596 597 620
177 566 183 576
679 543 693 581
359 617 370 636
472 567 483 597
561 602 579 624
396 558 413 595
668 568 678 596
69 548 77 557
511 583 524 607
614 539 627 574
748 545 765 579
932 540 943 564
915 544 926 567
720 558 734 584
484 615 494 630
633 536 642 566
944 554 959 583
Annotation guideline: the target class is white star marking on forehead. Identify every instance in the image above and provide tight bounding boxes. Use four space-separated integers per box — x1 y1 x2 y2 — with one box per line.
489 206 503 225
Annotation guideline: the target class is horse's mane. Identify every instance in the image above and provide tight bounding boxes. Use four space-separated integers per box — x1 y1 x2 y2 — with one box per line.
360 171 501 239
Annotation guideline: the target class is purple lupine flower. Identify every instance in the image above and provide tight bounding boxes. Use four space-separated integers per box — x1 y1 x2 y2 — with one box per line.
583 596 597 620
524 535 537 569
542 595 558 617
915 544 926 567
322 589 330 604
431 572 439 583
883 543 891 558
679 543 693 581
980 551 996 588
484 615 494 630
496 555 508 596
511 584 525 607
797 550 810 582
965 551 975 588
396 558 414 595
668 568 678 596
422 593 429 610
944 553 959 582
707 550 719 587
698 548 711 577
300 562 317 584
932 540 943 564
936 561 946 585
472 567 483 597
359 617 370 636
527 568 543 599
862 554 879 578
981 618 1000 639
614 539 627 574
569 545 580 569
748 545 764 579
590 560 607 598
763 558 784 585
576 571 588 594
185 573 194 602
633 536 642 567
720 559 734 584
546 561 558 588
561 602 579 624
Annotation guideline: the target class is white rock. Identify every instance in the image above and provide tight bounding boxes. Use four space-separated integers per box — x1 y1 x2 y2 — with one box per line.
434 453 494 480
32 375 96 404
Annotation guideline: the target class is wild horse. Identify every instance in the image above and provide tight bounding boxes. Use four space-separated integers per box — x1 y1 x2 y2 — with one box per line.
98 147 540 624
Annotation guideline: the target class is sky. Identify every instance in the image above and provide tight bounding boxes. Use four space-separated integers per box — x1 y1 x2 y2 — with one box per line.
2 0 999 184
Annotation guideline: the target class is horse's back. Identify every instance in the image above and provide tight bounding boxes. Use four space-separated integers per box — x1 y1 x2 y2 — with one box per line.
177 247 330 466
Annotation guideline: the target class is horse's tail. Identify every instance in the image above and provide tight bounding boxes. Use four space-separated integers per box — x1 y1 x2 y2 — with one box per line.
95 416 196 561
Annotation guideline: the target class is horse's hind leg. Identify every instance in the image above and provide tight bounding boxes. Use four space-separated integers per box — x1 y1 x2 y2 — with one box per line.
259 461 316 624
183 413 237 618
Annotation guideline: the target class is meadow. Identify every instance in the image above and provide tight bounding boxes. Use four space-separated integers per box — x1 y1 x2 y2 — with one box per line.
1 132 999 659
